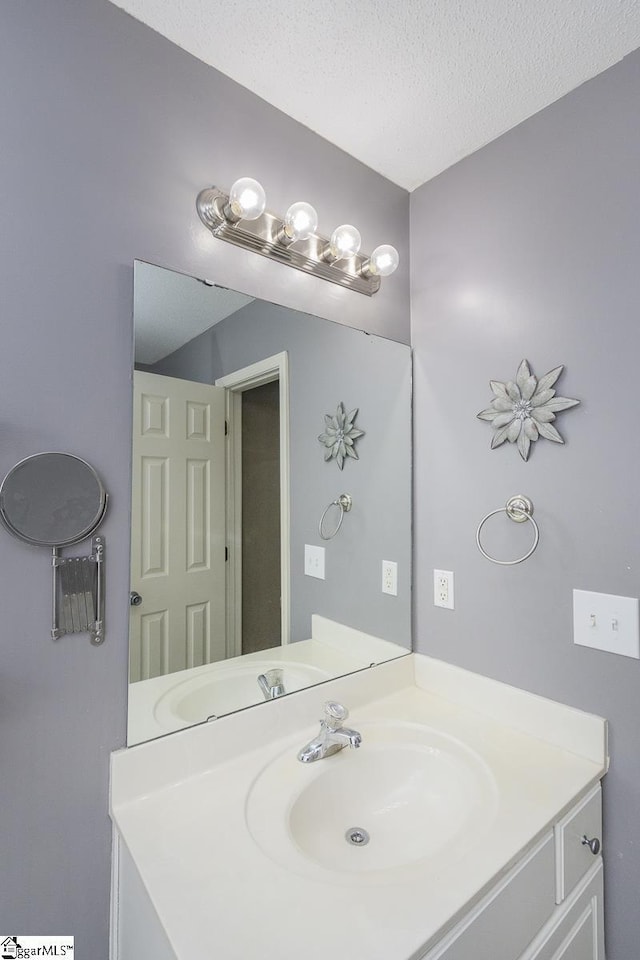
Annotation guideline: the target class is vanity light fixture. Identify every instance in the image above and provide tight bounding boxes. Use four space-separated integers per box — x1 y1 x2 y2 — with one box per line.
223 177 266 223
322 224 362 263
361 244 401 278
196 179 399 296
278 201 319 245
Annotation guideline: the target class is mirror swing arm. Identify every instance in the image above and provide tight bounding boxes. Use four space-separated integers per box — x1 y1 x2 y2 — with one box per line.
51 535 106 645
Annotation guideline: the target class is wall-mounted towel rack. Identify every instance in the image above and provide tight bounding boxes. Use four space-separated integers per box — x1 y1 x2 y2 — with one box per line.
319 493 353 541
476 495 539 565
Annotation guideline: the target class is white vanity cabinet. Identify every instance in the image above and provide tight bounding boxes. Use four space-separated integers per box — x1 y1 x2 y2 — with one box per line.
420 785 604 960
113 784 605 960
111 655 608 960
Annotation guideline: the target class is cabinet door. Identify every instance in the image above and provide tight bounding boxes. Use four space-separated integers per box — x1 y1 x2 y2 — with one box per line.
555 916 596 960
422 834 555 960
116 835 178 960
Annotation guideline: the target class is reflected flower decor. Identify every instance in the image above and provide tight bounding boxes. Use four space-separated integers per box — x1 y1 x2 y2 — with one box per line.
318 402 365 469
477 360 580 461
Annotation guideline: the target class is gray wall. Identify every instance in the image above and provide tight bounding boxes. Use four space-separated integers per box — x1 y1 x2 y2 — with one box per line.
411 49 640 959
152 295 412 646
0 0 408 952
4 0 637 955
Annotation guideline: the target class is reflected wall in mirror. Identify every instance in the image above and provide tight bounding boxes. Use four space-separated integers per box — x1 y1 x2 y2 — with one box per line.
128 260 412 745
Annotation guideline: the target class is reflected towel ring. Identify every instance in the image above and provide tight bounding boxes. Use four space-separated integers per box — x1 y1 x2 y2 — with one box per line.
476 495 539 565
319 494 353 541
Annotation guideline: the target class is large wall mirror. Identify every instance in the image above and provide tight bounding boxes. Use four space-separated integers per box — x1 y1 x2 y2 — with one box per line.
128 260 412 745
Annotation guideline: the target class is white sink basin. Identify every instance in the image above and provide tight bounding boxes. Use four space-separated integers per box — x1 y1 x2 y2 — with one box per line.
154 660 331 727
246 720 498 884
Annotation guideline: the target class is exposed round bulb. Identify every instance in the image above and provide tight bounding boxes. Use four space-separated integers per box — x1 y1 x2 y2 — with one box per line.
368 244 400 277
283 201 318 242
227 177 266 221
329 224 361 260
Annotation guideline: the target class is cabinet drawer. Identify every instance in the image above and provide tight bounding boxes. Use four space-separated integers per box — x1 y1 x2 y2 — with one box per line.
519 860 604 960
421 833 555 960
555 785 602 903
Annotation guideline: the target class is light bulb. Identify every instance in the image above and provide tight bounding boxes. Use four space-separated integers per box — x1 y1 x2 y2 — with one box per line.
225 177 266 222
282 201 318 242
327 224 361 261
365 244 399 277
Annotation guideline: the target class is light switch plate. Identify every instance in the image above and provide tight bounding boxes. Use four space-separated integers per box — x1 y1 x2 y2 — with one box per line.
573 589 639 659
304 544 325 580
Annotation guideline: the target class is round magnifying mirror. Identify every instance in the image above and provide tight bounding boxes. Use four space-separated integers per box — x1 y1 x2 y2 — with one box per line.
0 452 108 547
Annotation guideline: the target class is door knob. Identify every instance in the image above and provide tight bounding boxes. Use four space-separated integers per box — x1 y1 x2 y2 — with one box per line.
581 834 601 855
130 591 143 607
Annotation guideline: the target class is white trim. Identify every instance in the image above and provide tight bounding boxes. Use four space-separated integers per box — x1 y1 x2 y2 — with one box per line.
109 826 120 960
223 388 243 658
216 351 291 653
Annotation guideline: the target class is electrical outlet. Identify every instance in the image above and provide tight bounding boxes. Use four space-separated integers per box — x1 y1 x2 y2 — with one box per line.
304 544 325 580
434 569 454 609
382 560 398 596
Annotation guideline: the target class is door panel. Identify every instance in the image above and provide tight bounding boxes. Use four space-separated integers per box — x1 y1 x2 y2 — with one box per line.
130 371 226 682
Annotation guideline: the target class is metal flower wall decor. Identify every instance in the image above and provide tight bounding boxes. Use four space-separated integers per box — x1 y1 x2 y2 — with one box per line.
318 402 365 469
477 359 580 461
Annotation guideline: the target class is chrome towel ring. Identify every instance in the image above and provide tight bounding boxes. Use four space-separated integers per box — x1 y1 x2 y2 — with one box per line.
319 493 353 541
476 495 539 565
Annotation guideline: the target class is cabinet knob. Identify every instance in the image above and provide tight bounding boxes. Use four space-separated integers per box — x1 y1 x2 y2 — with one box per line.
581 834 601 855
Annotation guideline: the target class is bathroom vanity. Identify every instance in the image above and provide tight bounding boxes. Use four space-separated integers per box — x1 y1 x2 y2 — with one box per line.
110 654 607 960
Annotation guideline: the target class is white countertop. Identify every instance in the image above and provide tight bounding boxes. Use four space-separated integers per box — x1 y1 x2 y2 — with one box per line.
112 654 607 960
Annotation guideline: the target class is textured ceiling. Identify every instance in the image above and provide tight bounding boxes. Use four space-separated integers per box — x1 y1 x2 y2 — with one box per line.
111 0 640 190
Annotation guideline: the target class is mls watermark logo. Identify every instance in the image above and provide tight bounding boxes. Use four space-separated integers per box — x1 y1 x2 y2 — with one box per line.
1 937 74 958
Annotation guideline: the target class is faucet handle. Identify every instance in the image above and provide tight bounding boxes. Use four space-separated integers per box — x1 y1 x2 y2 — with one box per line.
323 701 349 729
257 669 286 700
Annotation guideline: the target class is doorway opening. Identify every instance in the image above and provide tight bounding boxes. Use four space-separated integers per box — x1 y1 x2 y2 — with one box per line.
216 352 290 659
240 380 280 654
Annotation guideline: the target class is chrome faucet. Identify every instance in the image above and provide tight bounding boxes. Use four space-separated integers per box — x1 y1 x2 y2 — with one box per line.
297 701 362 763
257 668 286 700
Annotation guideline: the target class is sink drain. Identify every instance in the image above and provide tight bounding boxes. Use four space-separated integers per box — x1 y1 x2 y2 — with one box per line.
345 827 370 846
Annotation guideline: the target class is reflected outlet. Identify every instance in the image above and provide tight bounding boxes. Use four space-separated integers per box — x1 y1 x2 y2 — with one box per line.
382 560 398 596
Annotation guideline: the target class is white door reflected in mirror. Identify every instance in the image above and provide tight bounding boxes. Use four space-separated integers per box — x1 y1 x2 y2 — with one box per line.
130 372 226 682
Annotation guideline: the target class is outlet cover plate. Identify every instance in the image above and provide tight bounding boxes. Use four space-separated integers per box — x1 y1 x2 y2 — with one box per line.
434 569 454 610
573 589 639 659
